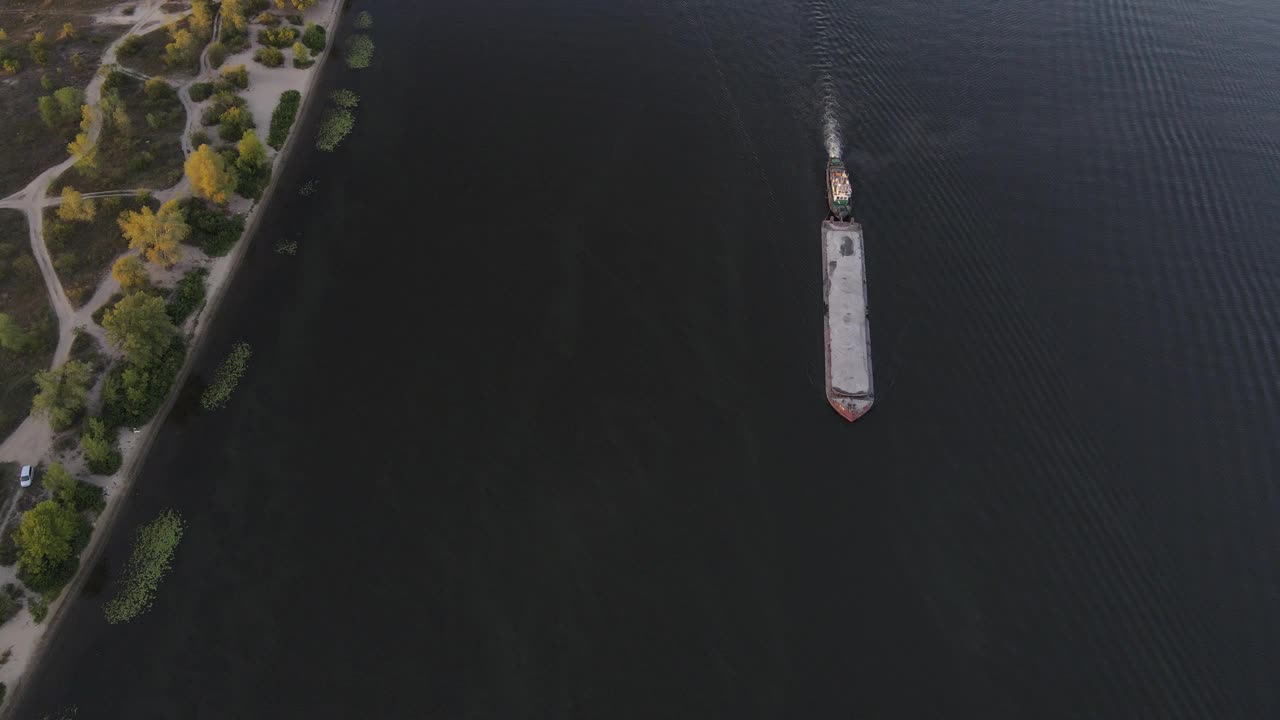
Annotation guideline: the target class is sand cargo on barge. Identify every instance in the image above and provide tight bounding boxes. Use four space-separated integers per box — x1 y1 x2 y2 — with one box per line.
822 160 874 421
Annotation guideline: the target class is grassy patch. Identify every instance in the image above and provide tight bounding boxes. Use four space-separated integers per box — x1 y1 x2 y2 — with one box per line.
51 74 185 194
43 194 158 308
0 210 58 442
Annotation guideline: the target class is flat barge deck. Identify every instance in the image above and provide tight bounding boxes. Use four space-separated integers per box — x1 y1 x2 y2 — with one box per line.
822 219 874 421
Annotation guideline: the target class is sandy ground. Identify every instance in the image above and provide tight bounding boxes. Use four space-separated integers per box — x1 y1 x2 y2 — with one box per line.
0 0 342 702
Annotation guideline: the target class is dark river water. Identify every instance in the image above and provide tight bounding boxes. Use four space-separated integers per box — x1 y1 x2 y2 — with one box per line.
16 0 1280 717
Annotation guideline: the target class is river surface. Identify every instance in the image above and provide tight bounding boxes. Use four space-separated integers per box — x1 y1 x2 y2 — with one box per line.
16 0 1280 717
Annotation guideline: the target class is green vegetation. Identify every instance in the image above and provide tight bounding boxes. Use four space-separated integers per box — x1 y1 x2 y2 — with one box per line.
102 334 185 429
44 195 158 306
0 590 20 627
186 144 238 204
287 14 304 26
254 46 284 67
81 417 123 475
181 198 246 257
200 89 247 126
267 89 301 149
234 131 272 200
120 16 211 77
291 41 312 69
316 108 354 151
200 342 251 410
345 34 374 69
41 463 104 513
330 89 359 109
118 34 143 57
221 64 249 90
52 74 185 195
118 199 188 268
37 87 84 128
104 292 175 367
15 498 89 594
104 509 184 624
189 81 214 102
354 11 374 29
300 23 325 53
217 104 255 141
258 26 297 48
0 212 57 438
30 361 91 431
166 268 208 326
207 41 228 68
28 595 47 623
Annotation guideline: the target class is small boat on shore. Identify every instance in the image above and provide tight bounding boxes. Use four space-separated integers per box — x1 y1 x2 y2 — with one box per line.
827 158 852 221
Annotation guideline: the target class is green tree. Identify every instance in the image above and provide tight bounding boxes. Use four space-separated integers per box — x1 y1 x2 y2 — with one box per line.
0 313 30 352
118 200 188 267
191 0 214 32
82 418 122 475
40 462 76 504
15 500 86 586
235 130 267 173
291 41 311 67
185 144 238 204
111 255 149 294
31 360 91 431
163 28 198 68
37 87 84 127
223 0 247 31
103 293 175 367
57 187 96 223
28 31 47 65
274 0 317 10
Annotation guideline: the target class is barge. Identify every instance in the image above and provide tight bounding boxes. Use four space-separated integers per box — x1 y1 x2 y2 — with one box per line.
822 161 874 421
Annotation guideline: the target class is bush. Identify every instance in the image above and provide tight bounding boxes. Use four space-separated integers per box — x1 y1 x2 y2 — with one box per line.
104 510 185 624
287 14 303 26
29 595 47 624
118 34 143 57
200 342 252 410
354 11 373 29
0 592 20 626
257 26 297 48
316 108 354 151
189 81 214 102
166 268 208 325
267 89 301 149
329 89 358 109
292 42 312 68
345 34 374 69
221 64 249 89
101 336 186 429
183 198 246 256
207 41 228 68
82 417 123 475
255 11 279 26
217 105 254 141
190 129 211 147
254 46 283 67
300 22 325 53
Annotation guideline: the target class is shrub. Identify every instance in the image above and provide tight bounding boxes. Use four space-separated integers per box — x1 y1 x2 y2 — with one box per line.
315 108 354 151
254 46 283 67
354 11 373 29
344 34 374 69
183 198 246 256
166 268 208 325
221 64 249 89
29 595 48 624
329 88 358 109
292 42 312 68
217 105 254 141
255 11 279 26
257 26 297 48
200 342 252 410
190 129 211 146
300 22 325 53
267 89 301 149
101 336 186 429
287 14 303 26
0 593 18 626
104 509 185 624
207 41 228 68
143 76 176 104
189 81 214 102
82 417 123 475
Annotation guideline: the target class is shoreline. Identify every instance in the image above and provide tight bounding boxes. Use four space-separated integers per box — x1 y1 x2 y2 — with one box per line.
0 0 346 713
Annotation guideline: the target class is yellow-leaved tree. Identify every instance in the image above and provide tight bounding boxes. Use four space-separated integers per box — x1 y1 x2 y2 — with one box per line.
275 0 317 10
57 187 96 223
111 255 149 294
118 200 188 268
185 144 238 204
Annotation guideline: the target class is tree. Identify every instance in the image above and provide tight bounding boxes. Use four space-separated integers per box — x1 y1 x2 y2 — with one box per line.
118 200 187 268
57 22 76 41
31 360 92 431
191 0 214 31
28 32 47 65
37 96 60 127
223 0 247 31
275 0 317 10
112 255 150 294
185 144 238 204
103 293 175 367
235 130 267 173
67 132 96 170
15 500 86 582
291 41 311 68
37 87 83 127
163 29 198 68
81 418 122 475
41 463 76 504
0 313 30 352
57 187 96 223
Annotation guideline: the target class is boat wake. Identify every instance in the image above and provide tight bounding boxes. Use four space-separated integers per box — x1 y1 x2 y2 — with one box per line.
823 92 843 159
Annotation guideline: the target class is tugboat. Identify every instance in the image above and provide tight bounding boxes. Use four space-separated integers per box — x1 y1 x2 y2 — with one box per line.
827 158 853 221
